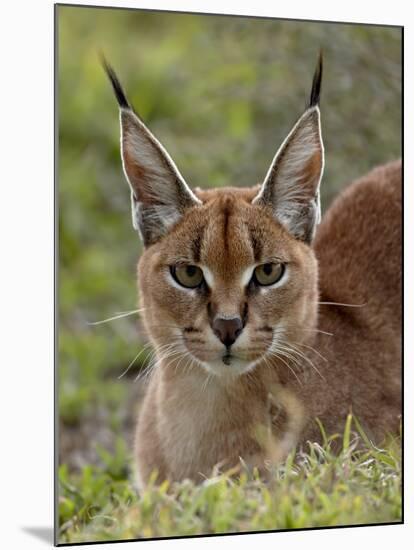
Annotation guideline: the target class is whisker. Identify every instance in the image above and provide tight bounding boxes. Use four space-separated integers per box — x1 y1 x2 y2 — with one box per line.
174 351 191 375
299 328 334 336
134 349 162 382
162 349 186 375
281 342 326 382
88 308 145 326
262 354 277 377
292 341 328 363
272 344 304 369
318 301 366 308
183 355 197 377
281 323 334 337
133 341 183 382
268 348 303 387
118 341 153 379
201 372 213 393
137 349 177 382
276 354 303 387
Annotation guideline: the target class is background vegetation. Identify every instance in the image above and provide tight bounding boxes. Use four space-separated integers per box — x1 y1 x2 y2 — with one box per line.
58 5 401 544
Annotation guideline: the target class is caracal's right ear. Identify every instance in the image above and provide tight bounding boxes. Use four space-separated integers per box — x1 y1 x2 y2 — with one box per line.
253 53 324 243
102 59 201 246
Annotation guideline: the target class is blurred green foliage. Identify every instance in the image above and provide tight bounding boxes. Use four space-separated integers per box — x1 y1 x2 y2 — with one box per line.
58 0 401 481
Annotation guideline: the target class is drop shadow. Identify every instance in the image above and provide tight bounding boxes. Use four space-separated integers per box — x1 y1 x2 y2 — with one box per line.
22 526 54 545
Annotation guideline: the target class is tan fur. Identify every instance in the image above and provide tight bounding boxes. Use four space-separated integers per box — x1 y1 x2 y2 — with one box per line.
133 161 401 488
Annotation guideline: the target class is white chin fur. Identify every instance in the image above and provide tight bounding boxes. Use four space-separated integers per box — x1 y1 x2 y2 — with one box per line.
200 357 257 378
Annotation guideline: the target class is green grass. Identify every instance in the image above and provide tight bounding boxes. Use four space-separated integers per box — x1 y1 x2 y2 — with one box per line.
58 418 401 544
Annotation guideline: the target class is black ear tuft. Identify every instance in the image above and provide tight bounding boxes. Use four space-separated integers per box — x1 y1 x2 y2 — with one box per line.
101 55 131 109
309 50 323 108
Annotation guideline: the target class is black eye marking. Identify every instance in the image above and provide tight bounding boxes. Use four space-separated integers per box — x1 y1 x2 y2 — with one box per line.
191 225 205 263
248 229 262 262
183 327 201 333
256 326 273 333
242 302 248 327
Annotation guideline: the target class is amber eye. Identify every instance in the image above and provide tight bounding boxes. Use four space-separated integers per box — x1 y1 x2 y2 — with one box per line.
254 262 285 286
171 265 204 288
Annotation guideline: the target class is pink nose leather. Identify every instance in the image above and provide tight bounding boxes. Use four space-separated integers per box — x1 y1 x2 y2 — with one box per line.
212 316 243 348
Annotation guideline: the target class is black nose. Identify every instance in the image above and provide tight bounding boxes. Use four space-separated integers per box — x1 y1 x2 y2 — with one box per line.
212 316 243 348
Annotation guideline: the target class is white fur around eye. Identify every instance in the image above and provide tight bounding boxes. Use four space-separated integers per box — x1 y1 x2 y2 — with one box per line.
240 264 288 290
240 266 256 288
200 266 214 288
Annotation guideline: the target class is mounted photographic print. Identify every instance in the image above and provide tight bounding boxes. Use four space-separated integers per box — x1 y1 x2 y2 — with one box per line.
56 3 403 545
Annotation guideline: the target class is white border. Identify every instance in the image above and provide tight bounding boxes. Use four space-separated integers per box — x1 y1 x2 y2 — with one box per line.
0 1 410 549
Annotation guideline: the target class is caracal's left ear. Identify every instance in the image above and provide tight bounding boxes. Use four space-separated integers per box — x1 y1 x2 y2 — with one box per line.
253 53 324 243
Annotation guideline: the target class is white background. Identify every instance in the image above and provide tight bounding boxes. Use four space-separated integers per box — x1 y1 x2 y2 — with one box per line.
0 0 411 549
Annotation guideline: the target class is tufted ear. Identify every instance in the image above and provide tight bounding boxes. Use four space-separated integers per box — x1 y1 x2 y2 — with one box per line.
103 60 201 246
253 54 324 243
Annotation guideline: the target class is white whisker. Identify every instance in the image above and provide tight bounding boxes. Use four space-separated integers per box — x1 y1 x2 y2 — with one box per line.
318 301 366 308
87 308 145 326
300 328 334 336
267 345 303 387
118 341 152 379
134 340 183 382
292 341 328 363
201 372 213 393
281 342 326 383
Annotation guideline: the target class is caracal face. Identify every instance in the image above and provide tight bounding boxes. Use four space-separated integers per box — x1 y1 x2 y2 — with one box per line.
138 187 318 379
